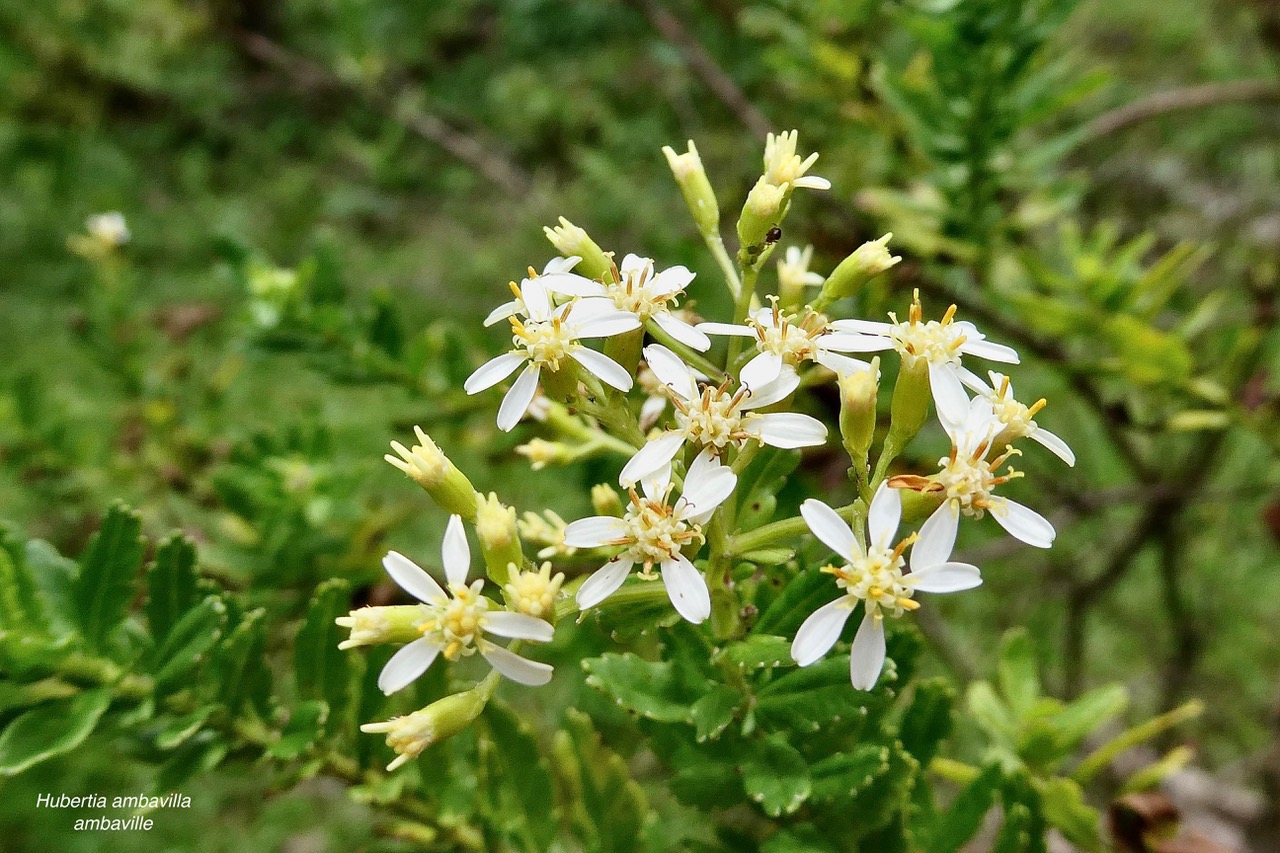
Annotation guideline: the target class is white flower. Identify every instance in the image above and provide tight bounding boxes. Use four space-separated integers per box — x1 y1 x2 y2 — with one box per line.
892 397 1056 549
963 371 1075 466
699 299 875 389
375 515 555 693
563 454 735 623
778 245 824 293
466 275 641 431
763 130 830 191
791 484 981 689
86 211 130 246
618 344 828 487
829 290 1018 426
541 253 711 352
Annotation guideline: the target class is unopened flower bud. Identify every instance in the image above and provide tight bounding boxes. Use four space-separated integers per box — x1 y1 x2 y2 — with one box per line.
737 178 788 259
886 356 930 456
590 483 624 516
385 426 478 520
517 510 575 560
475 492 522 585
818 234 900 306
838 357 880 463
663 141 720 238
335 605 423 649
504 562 566 620
361 689 488 771
543 217 613 282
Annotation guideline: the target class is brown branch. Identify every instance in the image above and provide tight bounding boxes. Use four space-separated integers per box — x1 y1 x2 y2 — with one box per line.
234 31 531 197
628 0 773 140
1084 80 1280 142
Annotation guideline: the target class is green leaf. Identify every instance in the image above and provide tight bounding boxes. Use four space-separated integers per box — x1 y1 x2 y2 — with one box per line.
268 700 329 760
1050 684 1128 754
0 533 45 633
754 569 839 637
151 596 226 687
755 655 893 733
1038 777 1101 851
810 744 890 803
741 734 811 817
582 653 704 723
478 702 557 851
716 634 794 670
691 686 741 742
928 764 1003 853
25 540 81 639
154 731 228 793
997 629 1041 718
294 578 352 726
73 503 146 648
145 534 198 643
0 688 112 775
556 709 648 853
155 706 217 750
967 681 1017 746
899 677 956 766
211 608 270 719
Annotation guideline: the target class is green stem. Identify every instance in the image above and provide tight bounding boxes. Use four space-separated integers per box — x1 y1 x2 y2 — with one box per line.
726 265 760 366
728 503 858 555
706 234 742 298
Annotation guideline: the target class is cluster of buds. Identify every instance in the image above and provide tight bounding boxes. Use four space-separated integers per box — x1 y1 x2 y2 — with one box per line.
339 129 1074 771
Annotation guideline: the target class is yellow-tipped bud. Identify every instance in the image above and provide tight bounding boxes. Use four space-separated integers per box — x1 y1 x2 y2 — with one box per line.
817 234 901 305
838 357 880 464
543 217 613 282
590 483 624 517
503 562 566 620
663 140 720 238
385 426 478 520
361 689 488 771
737 178 787 263
335 605 423 649
475 492 522 585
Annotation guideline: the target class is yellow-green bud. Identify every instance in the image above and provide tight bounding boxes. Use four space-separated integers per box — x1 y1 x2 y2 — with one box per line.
385 426 478 520
543 217 613 282
838 356 880 463
335 605 422 649
817 233 901 306
590 483 624 516
737 177 787 260
475 492 522 586
515 438 574 470
361 689 488 771
663 140 720 238
503 562 565 620
886 356 930 455
899 488 943 524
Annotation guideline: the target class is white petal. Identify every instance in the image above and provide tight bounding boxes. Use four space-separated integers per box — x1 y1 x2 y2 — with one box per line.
441 514 471 586
740 351 784 392
1030 428 1076 466
496 363 541 432
382 551 445 603
793 175 831 190
911 562 982 593
480 641 553 686
867 482 901 552
575 559 634 609
791 598 854 666
483 300 522 327
542 255 581 275
849 613 886 691
643 343 698 401
680 459 736 521
738 368 800 410
697 321 756 337
649 265 695 295
961 338 1019 364
820 333 895 353
661 554 711 624
928 361 971 428
378 638 440 695
813 350 866 377
652 312 711 352
571 348 633 391
540 272 605 297
563 516 628 548
742 413 828 448
464 352 526 394
484 611 555 643
572 305 642 339
800 499 861 561
639 394 668 430
829 319 893 336
619 253 649 275
619 431 685 487
520 278 552 320
957 365 991 394
992 498 1056 548
912 503 958 571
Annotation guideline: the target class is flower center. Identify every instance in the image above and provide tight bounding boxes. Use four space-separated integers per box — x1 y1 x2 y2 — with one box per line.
417 582 490 660
609 261 678 319
989 376 1046 440
510 311 578 371
826 542 919 620
932 444 1023 517
673 385 750 449
752 304 828 362
619 493 701 573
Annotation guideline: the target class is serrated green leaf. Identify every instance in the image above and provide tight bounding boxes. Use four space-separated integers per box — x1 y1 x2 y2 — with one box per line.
741 734 810 817
24 540 78 639
810 744 890 803
716 634 794 670
211 608 270 719
968 681 1017 746
154 731 228 793
151 596 226 687
478 702 556 851
1038 776 1101 851
997 629 1041 719
155 706 217 750
0 536 45 633
691 686 741 742
0 688 112 775
928 764 1003 853
1050 684 1127 754
557 709 648 853
73 503 145 648
145 534 198 643
755 655 893 733
754 569 839 637
295 578 352 725
268 700 329 760
581 653 704 723
901 678 956 767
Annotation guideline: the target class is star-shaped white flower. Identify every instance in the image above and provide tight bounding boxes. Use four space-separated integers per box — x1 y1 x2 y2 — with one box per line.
564 453 735 623
962 371 1075 466
829 291 1018 426
699 299 874 389
791 483 981 690
465 274 641 431
763 130 830 191
375 515 555 694
540 253 711 352
618 344 828 487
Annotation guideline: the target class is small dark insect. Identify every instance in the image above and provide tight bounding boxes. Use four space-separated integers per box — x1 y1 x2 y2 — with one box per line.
765 226 782 243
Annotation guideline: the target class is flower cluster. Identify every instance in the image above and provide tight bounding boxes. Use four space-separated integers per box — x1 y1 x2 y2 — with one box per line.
337 129 1075 771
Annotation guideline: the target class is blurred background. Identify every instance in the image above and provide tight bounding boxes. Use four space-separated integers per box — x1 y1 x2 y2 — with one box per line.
2 0 1280 850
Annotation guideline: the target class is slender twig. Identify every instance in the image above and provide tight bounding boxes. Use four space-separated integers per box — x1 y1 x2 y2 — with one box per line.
1083 80 1280 142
